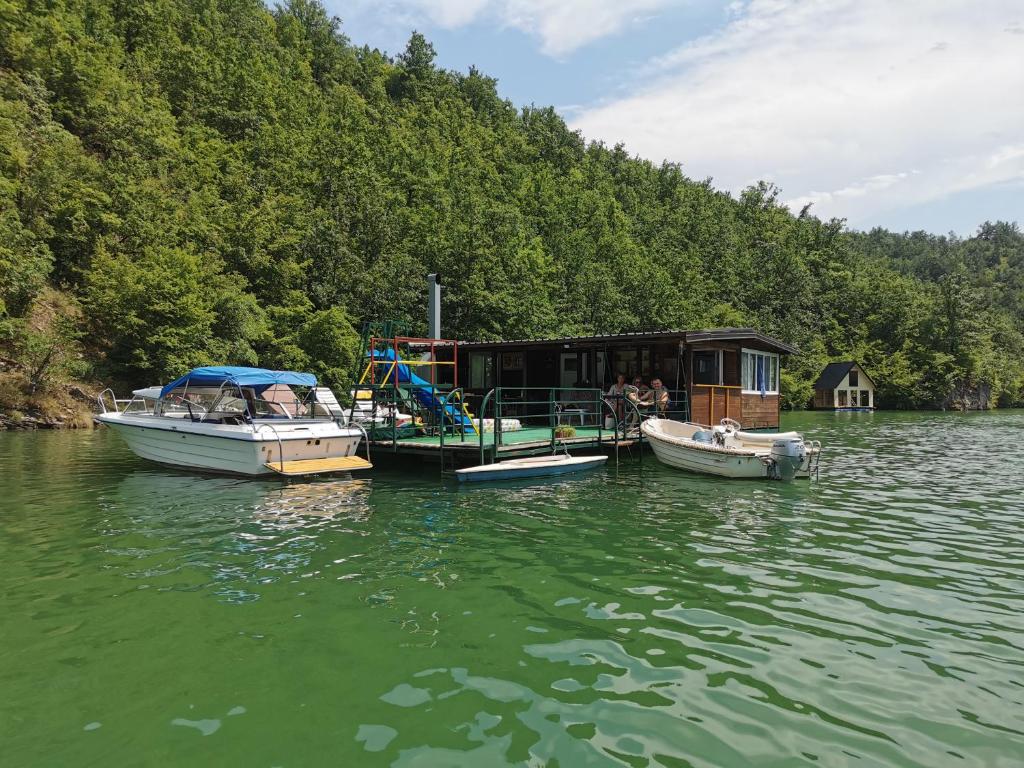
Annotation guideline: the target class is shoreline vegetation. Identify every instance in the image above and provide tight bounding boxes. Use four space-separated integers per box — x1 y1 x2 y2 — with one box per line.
2 0 1022 429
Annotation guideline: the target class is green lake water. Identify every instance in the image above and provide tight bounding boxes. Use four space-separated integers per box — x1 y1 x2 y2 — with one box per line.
2 411 1023 767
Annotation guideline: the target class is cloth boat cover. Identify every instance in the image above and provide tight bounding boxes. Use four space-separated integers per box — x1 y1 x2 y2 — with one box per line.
160 366 317 398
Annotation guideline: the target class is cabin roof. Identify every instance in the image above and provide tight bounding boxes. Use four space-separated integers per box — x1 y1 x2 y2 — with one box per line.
813 361 875 390
454 328 798 355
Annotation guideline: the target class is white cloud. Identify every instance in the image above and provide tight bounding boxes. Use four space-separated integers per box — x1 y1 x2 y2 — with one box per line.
498 0 673 57
353 0 675 56
570 0 1024 228
415 0 490 28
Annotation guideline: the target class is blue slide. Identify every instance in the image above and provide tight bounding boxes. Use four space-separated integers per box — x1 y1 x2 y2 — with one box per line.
369 350 476 430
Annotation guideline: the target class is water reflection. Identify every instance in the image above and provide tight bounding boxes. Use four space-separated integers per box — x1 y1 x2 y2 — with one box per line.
107 470 373 528
99 470 374 603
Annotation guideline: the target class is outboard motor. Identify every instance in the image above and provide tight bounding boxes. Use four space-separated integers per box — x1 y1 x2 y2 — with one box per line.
711 425 727 447
768 438 806 481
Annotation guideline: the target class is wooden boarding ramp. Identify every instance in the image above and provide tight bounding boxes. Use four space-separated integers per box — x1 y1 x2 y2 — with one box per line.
265 455 373 476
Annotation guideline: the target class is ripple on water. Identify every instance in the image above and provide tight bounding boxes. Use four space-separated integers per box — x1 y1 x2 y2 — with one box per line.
1 413 1024 766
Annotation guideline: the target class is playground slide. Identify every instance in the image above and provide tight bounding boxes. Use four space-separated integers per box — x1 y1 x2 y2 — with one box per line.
370 350 475 430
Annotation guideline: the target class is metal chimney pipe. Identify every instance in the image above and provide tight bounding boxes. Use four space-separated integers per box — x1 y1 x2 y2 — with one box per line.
427 273 442 339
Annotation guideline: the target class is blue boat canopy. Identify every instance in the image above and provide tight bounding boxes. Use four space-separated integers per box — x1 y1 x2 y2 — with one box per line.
160 366 317 398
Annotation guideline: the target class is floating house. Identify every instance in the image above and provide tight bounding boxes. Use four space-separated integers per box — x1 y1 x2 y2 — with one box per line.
352 278 798 467
447 328 797 430
812 361 875 411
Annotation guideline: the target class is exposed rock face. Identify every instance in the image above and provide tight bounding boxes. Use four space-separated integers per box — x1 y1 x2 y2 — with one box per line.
68 386 94 403
0 413 98 430
943 381 992 411
0 384 98 430
0 411 77 430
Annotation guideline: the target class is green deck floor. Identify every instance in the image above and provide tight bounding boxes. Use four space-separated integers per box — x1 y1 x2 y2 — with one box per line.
370 425 630 451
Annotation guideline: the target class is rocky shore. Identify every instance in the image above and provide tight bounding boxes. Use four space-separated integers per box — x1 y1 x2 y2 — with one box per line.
0 410 94 430
0 384 97 431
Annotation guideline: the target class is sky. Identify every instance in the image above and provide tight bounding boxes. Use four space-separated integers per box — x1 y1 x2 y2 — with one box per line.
327 0 1024 236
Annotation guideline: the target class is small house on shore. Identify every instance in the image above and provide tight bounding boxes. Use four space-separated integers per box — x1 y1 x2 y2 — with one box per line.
812 361 875 411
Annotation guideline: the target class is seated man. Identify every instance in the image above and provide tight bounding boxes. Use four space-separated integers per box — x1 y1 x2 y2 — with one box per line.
646 377 671 415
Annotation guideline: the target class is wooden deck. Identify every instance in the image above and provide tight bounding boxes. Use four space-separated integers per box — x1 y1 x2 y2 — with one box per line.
265 455 373 476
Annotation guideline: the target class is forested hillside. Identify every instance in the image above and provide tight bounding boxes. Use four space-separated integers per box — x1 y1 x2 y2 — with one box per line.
2 0 1022 418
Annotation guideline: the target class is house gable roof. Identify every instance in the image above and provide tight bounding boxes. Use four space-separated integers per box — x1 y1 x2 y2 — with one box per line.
813 361 875 390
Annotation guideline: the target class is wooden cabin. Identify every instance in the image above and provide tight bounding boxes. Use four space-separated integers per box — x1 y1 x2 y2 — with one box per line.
812 361 875 410
443 328 796 429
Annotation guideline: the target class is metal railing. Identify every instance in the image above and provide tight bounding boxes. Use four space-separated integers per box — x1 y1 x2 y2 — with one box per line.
96 389 136 414
254 423 286 471
438 387 467 471
470 387 649 466
351 421 372 466
348 383 708 466
348 382 477 452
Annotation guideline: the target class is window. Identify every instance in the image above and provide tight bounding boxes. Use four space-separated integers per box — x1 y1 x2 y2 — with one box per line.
838 390 848 407
469 353 493 389
848 369 859 387
860 390 870 407
693 351 719 385
741 349 780 394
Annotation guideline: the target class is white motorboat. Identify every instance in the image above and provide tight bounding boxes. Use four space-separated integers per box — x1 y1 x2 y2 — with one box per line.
455 453 608 483
641 417 820 481
95 366 371 477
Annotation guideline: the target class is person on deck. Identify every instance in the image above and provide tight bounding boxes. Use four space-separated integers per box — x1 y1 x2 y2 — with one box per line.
607 373 627 423
631 376 649 401
646 377 671 415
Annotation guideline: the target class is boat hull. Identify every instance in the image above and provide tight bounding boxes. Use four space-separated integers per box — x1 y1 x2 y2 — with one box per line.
96 414 364 477
645 433 767 478
641 419 819 480
456 455 608 483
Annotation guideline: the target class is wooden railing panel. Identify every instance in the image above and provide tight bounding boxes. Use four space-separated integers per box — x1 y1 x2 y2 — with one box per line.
691 385 742 426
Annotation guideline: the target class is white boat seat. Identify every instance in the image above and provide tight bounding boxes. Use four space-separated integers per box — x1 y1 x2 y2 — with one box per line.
315 387 346 417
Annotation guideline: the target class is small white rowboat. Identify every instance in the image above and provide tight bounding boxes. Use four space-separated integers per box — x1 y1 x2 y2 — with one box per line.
456 454 608 483
641 418 821 481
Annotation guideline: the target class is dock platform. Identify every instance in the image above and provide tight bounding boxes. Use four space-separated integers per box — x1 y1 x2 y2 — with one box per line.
368 425 641 466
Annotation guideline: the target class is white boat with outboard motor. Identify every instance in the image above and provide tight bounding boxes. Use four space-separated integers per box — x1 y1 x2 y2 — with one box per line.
641 417 820 480
455 453 608 483
95 366 371 477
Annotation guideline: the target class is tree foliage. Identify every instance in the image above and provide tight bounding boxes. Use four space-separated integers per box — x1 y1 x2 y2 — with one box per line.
1 0 1021 406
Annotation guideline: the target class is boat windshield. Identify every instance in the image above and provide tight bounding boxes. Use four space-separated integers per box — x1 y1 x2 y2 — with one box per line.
157 384 333 421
